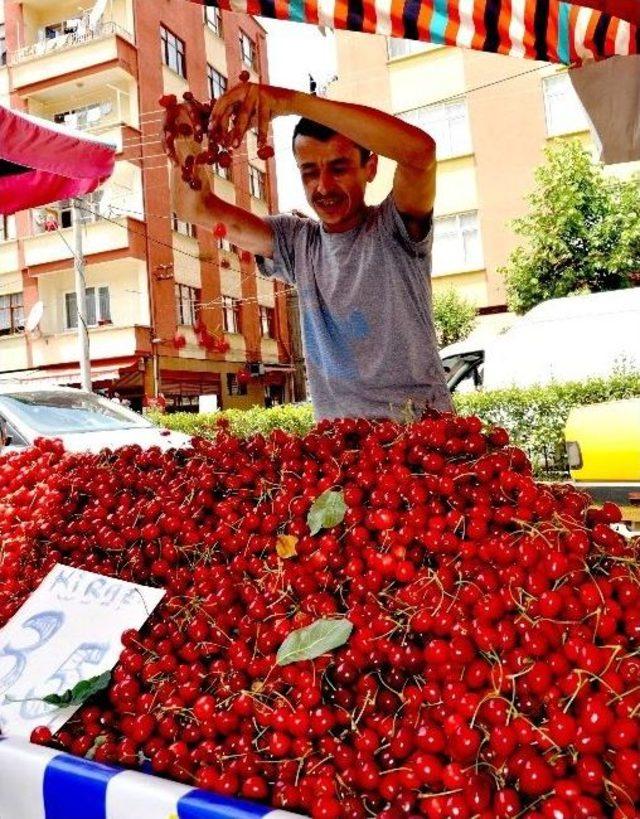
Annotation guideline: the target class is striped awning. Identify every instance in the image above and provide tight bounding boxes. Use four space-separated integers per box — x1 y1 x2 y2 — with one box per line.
188 0 639 64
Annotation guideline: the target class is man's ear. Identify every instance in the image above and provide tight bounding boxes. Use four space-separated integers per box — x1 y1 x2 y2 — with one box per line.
365 153 378 183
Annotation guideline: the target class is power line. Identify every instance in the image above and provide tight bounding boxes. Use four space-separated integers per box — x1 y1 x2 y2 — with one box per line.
72 201 295 311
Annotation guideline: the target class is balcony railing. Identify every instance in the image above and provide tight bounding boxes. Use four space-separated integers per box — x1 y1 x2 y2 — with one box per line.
9 21 133 66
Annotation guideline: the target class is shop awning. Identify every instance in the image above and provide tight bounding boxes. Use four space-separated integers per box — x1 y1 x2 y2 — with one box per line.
160 369 221 396
186 0 637 64
0 105 116 215
0 361 137 388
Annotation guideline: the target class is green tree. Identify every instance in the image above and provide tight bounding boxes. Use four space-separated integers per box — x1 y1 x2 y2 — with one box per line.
501 140 640 314
432 287 477 347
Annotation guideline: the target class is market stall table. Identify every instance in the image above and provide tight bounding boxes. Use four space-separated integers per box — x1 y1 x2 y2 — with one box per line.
0 738 306 819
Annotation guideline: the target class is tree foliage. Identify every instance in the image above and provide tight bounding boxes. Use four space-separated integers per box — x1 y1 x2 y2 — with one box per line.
432 287 477 347
501 140 640 314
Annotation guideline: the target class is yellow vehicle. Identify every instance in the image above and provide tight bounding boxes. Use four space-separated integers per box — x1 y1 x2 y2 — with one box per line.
565 399 640 529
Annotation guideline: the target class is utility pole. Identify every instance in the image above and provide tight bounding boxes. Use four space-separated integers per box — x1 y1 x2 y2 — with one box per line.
72 197 92 392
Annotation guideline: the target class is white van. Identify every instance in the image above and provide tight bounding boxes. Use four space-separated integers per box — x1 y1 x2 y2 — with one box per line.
440 288 640 393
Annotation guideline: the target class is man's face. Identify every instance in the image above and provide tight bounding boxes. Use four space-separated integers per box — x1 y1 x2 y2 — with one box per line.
293 134 377 231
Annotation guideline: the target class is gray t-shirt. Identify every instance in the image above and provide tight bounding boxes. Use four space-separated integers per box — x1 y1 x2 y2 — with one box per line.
258 194 453 421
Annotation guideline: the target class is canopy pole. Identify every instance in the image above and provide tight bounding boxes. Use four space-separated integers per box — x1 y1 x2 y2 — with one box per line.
73 198 92 392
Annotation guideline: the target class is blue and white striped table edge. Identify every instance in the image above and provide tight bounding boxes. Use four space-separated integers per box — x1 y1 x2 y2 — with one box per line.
0 738 307 819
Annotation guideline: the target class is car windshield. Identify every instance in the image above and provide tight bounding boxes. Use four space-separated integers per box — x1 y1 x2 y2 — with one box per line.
0 391 152 435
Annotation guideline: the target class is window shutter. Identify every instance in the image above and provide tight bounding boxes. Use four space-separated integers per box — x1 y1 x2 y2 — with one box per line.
66 292 78 329
0 295 10 333
85 287 96 326
98 287 111 322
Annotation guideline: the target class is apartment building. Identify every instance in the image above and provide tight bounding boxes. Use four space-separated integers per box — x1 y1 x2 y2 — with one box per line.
0 0 293 411
330 33 632 325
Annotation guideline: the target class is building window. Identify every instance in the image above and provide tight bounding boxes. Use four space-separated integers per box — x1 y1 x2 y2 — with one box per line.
387 38 429 59
400 100 472 160
0 215 16 243
249 166 266 200
161 25 186 78
175 284 200 326
42 19 80 40
239 31 257 71
433 212 483 274
0 293 24 336
215 162 231 181
65 286 111 330
259 305 275 339
218 235 233 253
34 191 104 233
172 213 196 238
32 200 73 232
205 6 223 36
222 295 242 334
226 372 247 396
542 73 590 137
207 65 227 101
1 24 7 67
54 102 112 131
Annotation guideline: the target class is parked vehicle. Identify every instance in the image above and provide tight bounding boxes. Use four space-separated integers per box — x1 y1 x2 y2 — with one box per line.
0 385 191 454
441 288 640 393
565 398 640 529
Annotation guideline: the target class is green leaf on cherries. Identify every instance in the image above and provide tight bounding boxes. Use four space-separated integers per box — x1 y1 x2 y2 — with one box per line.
42 671 112 707
276 618 353 666
307 489 346 536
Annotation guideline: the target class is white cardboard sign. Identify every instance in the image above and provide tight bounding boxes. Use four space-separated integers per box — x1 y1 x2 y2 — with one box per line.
0 564 165 737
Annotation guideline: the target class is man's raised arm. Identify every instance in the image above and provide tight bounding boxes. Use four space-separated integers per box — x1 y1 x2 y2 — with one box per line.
211 84 437 238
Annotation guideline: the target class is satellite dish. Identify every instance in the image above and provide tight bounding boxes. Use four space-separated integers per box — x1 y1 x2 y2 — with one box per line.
25 301 44 333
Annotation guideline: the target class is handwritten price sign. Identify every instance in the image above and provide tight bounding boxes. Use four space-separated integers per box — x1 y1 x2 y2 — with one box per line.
0 564 164 737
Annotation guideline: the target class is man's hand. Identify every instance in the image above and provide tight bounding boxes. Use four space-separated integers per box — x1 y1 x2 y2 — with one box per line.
162 101 207 167
209 82 290 151
162 101 213 224
162 96 274 257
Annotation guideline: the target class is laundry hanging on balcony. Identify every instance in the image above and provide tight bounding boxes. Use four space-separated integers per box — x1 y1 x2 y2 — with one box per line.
0 104 116 215
186 0 638 64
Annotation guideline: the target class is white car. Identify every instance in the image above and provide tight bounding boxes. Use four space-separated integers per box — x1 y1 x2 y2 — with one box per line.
0 384 191 454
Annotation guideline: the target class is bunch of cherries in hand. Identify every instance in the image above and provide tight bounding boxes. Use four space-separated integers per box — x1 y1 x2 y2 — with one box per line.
160 70 275 196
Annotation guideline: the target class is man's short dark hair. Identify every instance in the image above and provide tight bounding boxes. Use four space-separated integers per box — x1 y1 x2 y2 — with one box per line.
292 118 371 165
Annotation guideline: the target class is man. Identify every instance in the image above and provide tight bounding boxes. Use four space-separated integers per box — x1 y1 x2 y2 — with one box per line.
167 83 453 421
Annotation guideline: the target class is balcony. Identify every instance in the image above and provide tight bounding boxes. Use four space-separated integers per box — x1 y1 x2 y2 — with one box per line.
0 240 19 276
387 39 433 60
31 324 149 370
261 337 279 364
10 22 136 91
28 80 141 159
23 215 145 272
0 325 151 377
0 333 30 373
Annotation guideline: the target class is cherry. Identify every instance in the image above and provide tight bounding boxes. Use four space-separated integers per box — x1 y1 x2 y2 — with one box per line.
159 94 178 108
1 413 638 817
30 726 53 746
257 144 275 160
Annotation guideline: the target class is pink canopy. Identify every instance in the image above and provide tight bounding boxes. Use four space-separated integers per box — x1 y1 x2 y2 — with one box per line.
0 104 116 215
